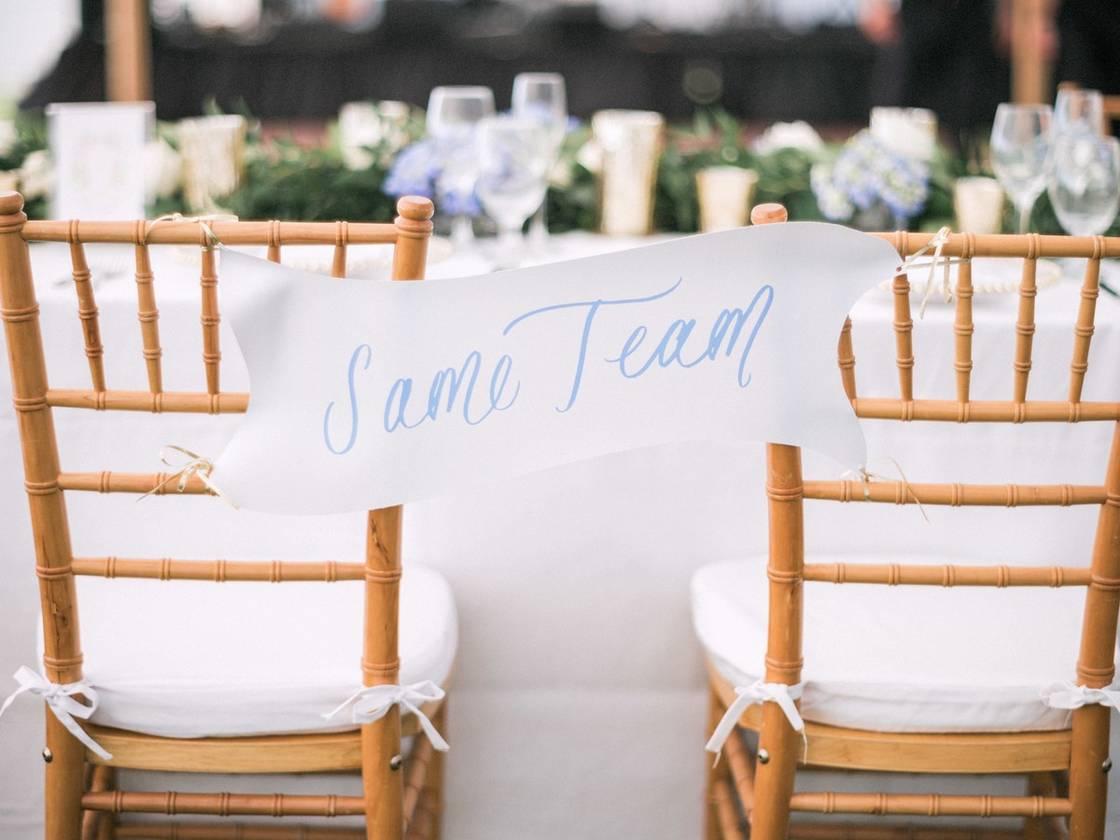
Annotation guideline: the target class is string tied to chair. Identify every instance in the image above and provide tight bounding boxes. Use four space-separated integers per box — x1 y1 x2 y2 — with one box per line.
138 445 236 507
841 457 929 523
706 679 806 765
895 226 958 319
143 212 236 249
323 680 449 752
1041 682 1120 713
0 666 112 760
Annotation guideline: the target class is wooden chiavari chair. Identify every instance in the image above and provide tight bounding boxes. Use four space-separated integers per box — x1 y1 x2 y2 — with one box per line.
0 191 455 840
696 203 1120 839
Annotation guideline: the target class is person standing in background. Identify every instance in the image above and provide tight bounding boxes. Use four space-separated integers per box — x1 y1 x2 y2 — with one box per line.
860 0 1010 147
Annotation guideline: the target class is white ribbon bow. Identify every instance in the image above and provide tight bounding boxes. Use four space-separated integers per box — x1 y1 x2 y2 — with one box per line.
0 666 112 760
139 445 235 507
323 681 449 752
706 680 805 763
1042 682 1120 712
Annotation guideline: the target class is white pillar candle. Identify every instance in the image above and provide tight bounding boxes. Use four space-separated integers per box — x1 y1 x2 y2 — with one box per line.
954 176 1006 234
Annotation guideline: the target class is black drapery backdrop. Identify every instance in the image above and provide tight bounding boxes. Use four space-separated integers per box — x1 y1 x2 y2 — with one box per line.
19 0 1114 137
21 1 878 124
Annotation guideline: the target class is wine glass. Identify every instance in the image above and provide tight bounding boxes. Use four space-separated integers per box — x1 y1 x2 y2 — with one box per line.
990 103 1053 233
1046 134 1120 236
1054 87 1104 137
474 115 550 270
426 86 496 246
511 73 568 250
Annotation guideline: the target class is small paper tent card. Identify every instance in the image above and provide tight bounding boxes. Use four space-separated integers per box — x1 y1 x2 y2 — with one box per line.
213 223 900 514
47 101 154 220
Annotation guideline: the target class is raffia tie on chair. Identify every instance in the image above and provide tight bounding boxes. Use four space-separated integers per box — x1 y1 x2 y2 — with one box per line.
324 680 450 751
0 666 112 759
1042 682 1120 712
138 445 235 506
706 679 806 764
143 212 236 249
893 225 959 319
842 457 930 523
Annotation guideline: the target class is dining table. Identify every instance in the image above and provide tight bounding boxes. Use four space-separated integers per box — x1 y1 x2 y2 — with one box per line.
2 229 1120 839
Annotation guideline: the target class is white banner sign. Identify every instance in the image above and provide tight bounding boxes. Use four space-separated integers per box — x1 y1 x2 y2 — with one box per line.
213 224 899 514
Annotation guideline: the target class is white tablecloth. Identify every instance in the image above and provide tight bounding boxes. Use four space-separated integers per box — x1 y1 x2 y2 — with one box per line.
2 233 1120 838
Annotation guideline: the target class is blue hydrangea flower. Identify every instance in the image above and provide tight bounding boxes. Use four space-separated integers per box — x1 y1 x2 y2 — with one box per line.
383 139 440 199
438 186 481 218
811 130 930 225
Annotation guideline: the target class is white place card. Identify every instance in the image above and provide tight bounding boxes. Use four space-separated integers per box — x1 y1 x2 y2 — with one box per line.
47 101 154 220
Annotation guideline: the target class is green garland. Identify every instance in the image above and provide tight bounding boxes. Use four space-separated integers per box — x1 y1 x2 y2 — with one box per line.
4 106 1116 237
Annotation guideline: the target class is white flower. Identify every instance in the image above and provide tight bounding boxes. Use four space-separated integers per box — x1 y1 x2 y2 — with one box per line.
338 101 412 170
144 138 183 202
0 170 19 192
869 107 938 162
18 150 52 200
754 121 823 155
0 120 17 158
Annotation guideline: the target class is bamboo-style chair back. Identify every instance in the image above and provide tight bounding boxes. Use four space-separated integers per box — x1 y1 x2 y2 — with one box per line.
0 190 437 838
744 203 1120 839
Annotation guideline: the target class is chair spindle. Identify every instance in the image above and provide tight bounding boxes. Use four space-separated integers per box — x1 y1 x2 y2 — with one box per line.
133 239 163 393
67 229 106 392
331 220 348 278
1068 238 1103 403
1013 237 1039 406
952 237 975 405
200 245 220 394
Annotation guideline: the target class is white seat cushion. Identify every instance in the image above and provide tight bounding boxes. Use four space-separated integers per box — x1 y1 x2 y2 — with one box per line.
692 556 1112 733
52 564 457 739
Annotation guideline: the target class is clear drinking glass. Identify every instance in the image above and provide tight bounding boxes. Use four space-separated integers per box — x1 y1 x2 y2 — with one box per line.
475 115 551 270
511 73 568 250
426 86 496 245
990 103 1053 233
1047 134 1120 236
1054 87 1105 137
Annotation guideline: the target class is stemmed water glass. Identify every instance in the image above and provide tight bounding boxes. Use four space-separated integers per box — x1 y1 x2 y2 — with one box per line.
1046 133 1120 236
990 103 1053 233
511 73 567 250
1054 87 1104 137
474 115 551 270
426 86 496 246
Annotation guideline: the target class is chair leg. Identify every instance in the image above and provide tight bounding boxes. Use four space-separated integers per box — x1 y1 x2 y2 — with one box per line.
704 687 724 840
362 710 404 840
748 703 800 840
1068 704 1110 840
44 712 85 840
423 702 447 840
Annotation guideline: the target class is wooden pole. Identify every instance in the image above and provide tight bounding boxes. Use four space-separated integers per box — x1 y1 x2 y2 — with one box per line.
105 0 152 102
